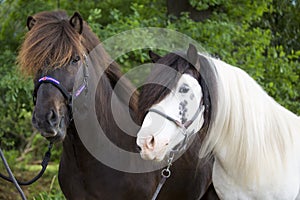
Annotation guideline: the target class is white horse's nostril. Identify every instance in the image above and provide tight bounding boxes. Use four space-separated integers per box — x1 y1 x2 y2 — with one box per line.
145 136 155 150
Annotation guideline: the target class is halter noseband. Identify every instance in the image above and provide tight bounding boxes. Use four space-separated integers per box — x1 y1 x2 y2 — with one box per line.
33 76 72 106
148 100 203 130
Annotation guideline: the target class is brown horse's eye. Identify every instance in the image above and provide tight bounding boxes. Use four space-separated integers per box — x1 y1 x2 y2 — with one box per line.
71 56 80 64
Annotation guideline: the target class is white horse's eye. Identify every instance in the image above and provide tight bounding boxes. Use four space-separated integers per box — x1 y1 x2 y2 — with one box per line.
179 84 190 93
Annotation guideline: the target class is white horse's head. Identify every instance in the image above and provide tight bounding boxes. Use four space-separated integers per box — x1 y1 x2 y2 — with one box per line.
137 44 206 161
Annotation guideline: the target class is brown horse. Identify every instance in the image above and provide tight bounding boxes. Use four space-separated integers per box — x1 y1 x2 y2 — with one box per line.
17 10 217 199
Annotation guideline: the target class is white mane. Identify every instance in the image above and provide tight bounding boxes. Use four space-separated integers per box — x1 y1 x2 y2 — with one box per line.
199 57 300 186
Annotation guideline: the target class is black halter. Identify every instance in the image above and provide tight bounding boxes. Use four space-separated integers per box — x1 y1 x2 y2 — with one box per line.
33 76 72 106
32 57 89 117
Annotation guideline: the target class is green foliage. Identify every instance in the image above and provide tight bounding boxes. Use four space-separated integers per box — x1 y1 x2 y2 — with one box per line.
87 0 167 73
0 49 33 149
261 0 300 53
190 0 224 10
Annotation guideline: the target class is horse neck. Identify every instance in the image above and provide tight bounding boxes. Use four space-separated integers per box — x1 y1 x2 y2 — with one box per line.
90 55 138 151
200 58 300 186
61 72 138 165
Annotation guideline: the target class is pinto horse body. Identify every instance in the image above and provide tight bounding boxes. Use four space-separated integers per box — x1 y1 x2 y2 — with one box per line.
136 44 300 199
17 11 217 199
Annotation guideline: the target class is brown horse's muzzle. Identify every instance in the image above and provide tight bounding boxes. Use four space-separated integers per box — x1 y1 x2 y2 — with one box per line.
32 106 68 143
32 80 71 143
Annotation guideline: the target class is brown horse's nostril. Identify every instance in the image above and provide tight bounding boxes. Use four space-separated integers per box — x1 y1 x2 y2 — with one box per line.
47 109 59 127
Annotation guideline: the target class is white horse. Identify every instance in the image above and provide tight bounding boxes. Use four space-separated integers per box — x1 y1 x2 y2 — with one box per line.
136 44 300 199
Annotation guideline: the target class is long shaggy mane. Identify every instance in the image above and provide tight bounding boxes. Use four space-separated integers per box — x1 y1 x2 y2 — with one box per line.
200 58 300 186
17 10 84 76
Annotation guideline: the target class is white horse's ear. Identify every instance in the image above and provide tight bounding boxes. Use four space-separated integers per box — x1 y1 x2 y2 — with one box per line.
187 44 200 71
70 12 83 34
149 51 161 63
27 16 36 31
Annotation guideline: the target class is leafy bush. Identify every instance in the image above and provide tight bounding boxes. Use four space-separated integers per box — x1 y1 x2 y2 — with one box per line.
0 49 33 149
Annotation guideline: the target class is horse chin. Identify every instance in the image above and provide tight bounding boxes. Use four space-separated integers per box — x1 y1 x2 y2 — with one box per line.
153 154 166 162
42 129 66 143
140 147 168 162
140 152 155 160
39 116 68 143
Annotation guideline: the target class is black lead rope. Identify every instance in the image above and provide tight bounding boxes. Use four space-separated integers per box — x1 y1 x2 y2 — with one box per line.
151 151 174 200
151 139 193 200
0 142 53 200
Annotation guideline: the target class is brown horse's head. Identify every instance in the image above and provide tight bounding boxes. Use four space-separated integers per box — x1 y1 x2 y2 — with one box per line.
18 11 92 143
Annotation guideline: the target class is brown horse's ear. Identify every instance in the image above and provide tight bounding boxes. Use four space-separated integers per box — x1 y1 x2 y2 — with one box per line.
27 16 36 31
149 51 161 63
70 12 83 34
187 43 200 71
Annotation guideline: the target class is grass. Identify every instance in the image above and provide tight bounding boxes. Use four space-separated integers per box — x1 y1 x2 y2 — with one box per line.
0 163 65 200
